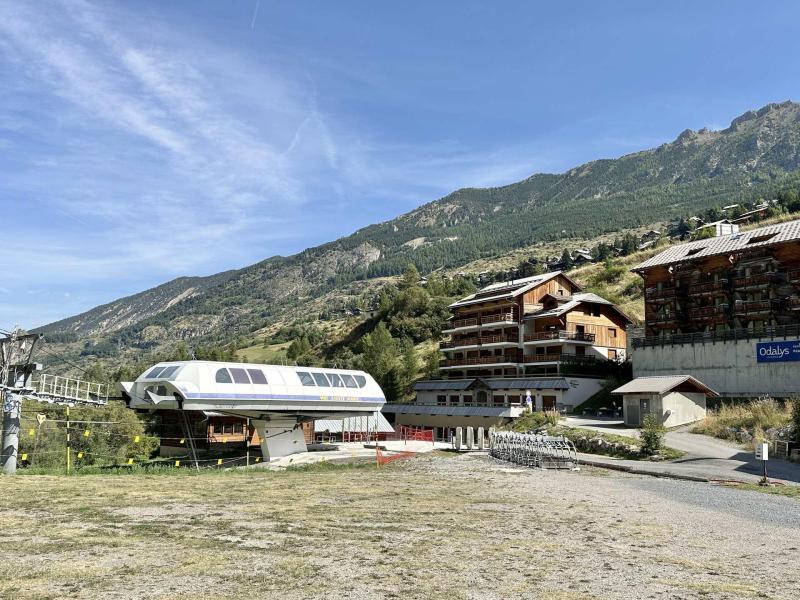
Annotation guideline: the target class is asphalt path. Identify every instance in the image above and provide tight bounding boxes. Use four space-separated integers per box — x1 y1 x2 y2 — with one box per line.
564 415 800 485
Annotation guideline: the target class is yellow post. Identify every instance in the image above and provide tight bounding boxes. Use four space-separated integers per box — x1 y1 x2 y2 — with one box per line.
65 405 71 475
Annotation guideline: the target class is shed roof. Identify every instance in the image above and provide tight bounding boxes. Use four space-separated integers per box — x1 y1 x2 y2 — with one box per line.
633 219 800 272
611 375 719 397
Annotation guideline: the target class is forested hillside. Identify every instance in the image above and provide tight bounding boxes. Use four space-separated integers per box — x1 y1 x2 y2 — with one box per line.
36 101 800 369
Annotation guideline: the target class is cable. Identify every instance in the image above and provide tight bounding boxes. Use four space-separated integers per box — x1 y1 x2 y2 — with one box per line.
36 344 92 377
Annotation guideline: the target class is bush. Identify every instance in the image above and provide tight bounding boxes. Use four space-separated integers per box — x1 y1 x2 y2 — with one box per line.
509 410 560 432
640 414 665 456
692 397 792 441
792 398 800 444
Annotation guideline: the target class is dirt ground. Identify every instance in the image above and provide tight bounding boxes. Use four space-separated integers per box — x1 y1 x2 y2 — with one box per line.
0 453 798 600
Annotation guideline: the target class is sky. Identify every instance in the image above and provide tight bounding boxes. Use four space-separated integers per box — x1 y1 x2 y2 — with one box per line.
2 0 800 329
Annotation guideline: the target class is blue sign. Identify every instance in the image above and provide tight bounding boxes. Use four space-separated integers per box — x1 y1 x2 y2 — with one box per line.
756 340 800 363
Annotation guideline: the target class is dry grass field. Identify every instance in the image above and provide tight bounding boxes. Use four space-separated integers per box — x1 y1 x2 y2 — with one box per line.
1 453 798 600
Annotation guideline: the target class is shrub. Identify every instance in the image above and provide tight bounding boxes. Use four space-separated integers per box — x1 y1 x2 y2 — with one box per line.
509 410 559 432
640 414 665 456
792 398 800 444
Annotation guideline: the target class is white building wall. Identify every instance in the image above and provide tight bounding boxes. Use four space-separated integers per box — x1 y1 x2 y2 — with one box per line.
632 337 800 397
661 391 706 427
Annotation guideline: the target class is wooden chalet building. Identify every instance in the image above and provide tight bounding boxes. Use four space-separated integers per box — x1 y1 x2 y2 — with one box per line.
630 218 800 398
633 219 800 337
440 271 631 378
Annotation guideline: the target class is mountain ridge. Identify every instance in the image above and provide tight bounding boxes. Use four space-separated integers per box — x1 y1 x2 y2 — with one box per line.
37 101 800 357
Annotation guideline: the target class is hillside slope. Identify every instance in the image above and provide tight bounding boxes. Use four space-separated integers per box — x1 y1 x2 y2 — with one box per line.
37 101 800 358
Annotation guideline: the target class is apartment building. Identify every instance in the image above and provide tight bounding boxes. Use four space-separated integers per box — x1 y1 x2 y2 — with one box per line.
440 272 631 378
631 218 800 397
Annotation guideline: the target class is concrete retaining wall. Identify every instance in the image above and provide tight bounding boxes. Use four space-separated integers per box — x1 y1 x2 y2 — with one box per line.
632 336 800 397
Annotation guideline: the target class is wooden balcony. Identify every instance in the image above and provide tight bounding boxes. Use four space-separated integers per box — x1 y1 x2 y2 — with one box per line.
440 355 520 368
440 334 517 349
444 317 479 330
522 353 563 363
523 330 596 343
733 273 774 289
687 306 726 320
646 313 677 323
480 312 517 325
734 300 772 314
689 281 726 296
645 286 676 299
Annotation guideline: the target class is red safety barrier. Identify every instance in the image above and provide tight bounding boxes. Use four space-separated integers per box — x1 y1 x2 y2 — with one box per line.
385 425 434 443
376 447 416 466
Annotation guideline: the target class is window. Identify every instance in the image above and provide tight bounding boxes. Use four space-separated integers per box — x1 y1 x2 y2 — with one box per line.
213 422 223 434
328 373 345 387
145 366 166 379
312 372 330 387
341 374 358 388
161 366 180 379
748 232 777 244
449 395 460 405
222 423 233 435
297 371 315 386
608 349 618 360
230 368 251 384
608 327 617 338
215 368 232 384
232 421 243 434
247 369 268 385
354 375 367 388
463 395 473 406
437 395 447 406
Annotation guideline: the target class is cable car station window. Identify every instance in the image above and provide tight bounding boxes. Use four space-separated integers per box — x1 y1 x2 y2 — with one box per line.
159 366 179 379
312 372 330 387
328 374 345 387
341 374 357 388
247 369 268 385
230 368 251 384
354 375 367 388
146 366 165 379
215 368 233 384
297 371 315 386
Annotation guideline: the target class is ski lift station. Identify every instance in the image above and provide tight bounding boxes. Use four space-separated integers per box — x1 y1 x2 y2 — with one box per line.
121 361 386 460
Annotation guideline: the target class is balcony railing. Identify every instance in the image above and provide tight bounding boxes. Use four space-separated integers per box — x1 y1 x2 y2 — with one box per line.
440 355 520 367
689 281 726 295
734 300 772 314
633 323 800 349
645 286 676 299
687 306 726 319
522 353 563 363
733 273 774 288
646 313 677 323
523 330 596 343
790 269 800 282
444 317 479 329
440 334 518 349
480 312 517 325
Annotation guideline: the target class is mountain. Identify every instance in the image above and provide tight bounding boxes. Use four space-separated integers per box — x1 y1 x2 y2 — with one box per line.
37 101 800 357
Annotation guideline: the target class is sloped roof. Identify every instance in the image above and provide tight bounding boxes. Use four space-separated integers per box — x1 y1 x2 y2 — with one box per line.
524 292 633 324
449 271 581 309
414 377 571 392
314 411 395 433
633 219 800 272
381 404 519 417
611 375 719 396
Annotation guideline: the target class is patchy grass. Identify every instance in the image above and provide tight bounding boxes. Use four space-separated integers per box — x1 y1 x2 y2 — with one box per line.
236 341 291 363
692 398 793 442
1 453 797 599
552 425 685 461
720 482 800 501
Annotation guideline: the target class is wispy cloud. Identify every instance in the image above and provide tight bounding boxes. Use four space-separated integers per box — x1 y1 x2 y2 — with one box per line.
0 0 558 327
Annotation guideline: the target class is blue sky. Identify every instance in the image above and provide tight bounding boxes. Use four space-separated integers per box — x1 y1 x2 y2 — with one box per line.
2 0 800 329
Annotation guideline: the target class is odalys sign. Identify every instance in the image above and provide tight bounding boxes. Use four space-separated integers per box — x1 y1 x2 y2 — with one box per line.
756 340 800 363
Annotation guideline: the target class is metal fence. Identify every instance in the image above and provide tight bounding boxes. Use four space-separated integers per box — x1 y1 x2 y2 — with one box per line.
489 430 579 470
632 323 800 349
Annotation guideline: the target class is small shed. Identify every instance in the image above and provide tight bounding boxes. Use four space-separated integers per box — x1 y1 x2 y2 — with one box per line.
611 375 718 428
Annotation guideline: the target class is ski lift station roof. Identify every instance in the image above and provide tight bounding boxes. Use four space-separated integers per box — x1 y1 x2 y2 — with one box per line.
121 361 385 418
